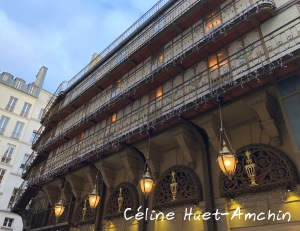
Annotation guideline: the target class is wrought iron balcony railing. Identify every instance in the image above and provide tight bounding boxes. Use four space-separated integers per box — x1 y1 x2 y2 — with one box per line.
22 19 300 192
33 0 276 153
42 0 206 124
41 0 178 122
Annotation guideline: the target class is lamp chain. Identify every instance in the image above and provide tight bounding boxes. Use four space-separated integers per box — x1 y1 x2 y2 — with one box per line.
218 100 234 153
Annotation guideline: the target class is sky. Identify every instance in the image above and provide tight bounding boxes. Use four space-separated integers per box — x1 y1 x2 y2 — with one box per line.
0 0 157 93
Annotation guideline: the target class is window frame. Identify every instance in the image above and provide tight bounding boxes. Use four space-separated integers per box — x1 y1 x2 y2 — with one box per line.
11 121 25 140
2 217 14 228
0 116 10 135
1 144 16 164
6 96 18 112
0 168 7 184
20 102 32 118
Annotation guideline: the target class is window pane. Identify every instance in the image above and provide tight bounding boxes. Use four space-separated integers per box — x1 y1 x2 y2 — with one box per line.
11 121 25 139
21 102 32 118
0 116 10 135
0 168 6 184
2 144 15 164
6 97 18 112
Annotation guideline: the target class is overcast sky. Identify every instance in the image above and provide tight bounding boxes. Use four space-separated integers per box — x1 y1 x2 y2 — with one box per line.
0 0 157 93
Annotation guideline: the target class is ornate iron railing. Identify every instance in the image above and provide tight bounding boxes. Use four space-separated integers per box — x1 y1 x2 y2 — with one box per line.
22 19 300 193
24 202 74 229
41 0 205 124
33 0 276 153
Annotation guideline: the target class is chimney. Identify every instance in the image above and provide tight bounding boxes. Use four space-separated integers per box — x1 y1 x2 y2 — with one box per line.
89 53 102 70
35 66 48 88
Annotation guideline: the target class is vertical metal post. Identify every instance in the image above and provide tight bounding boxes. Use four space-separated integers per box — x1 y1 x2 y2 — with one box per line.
95 184 106 231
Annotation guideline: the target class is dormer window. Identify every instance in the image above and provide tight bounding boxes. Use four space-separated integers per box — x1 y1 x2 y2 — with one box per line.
15 81 23 89
29 86 36 95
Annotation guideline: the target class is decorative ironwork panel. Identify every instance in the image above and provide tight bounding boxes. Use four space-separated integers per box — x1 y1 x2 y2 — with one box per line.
220 144 299 198
153 165 203 209
72 195 96 226
70 224 95 231
104 182 139 219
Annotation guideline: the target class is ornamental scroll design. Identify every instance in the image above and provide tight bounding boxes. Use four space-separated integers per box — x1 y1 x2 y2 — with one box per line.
153 165 203 209
72 195 96 226
220 144 299 198
104 182 139 219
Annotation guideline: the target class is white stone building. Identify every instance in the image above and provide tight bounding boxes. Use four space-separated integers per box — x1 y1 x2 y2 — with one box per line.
0 67 52 230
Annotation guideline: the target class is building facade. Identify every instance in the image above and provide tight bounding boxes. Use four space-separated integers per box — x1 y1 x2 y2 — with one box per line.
12 0 300 230
0 67 52 230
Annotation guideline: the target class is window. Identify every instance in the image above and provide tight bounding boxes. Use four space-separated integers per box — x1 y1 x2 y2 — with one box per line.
29 86 36 95
117 50 126 64
208 48 229 81
3 217 14 228
0 116 10 135
153 17 165 34
149 86 163 114
6 96 18 112
2 74 8 81
30 130 38 144
152 52 164 71
0 168 6 184
111 79 121 98
7 188 18 208
20 102 32 117
15 81 23 89
1 144 15 164
204 11 221 34
11 121 24 139
20 154 30 169
38 108 45 120
111 113 117 123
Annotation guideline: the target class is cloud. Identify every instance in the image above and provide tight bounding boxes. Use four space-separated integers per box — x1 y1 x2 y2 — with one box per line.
0 0 157 93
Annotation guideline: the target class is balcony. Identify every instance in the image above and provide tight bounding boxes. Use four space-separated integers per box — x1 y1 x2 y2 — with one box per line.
32 0 276 155
42 0 251 129
21 19 300 191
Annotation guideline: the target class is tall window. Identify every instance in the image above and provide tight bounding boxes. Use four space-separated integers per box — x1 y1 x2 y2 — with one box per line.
6 96 18 112
1 144 15 164
117 50 126 64
20 102 32 118
2 218 14 228
111 113 117 123
153 17 165 35
208 48 229 81
204 11 221 34
20 154 30 170
11 121 24 139
111 79 121 98
30 130 38 144
38 108 45 120
7 188 18 208
152 52 164 71
29 86 36 95
0 116 10 135
0 168 6 184
15 81 23 89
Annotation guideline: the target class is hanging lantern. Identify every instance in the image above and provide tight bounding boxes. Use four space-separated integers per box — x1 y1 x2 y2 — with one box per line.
216 98 237 180
54 197 65 219
217 140 237 180
88 185 100 209
139 166 154 198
